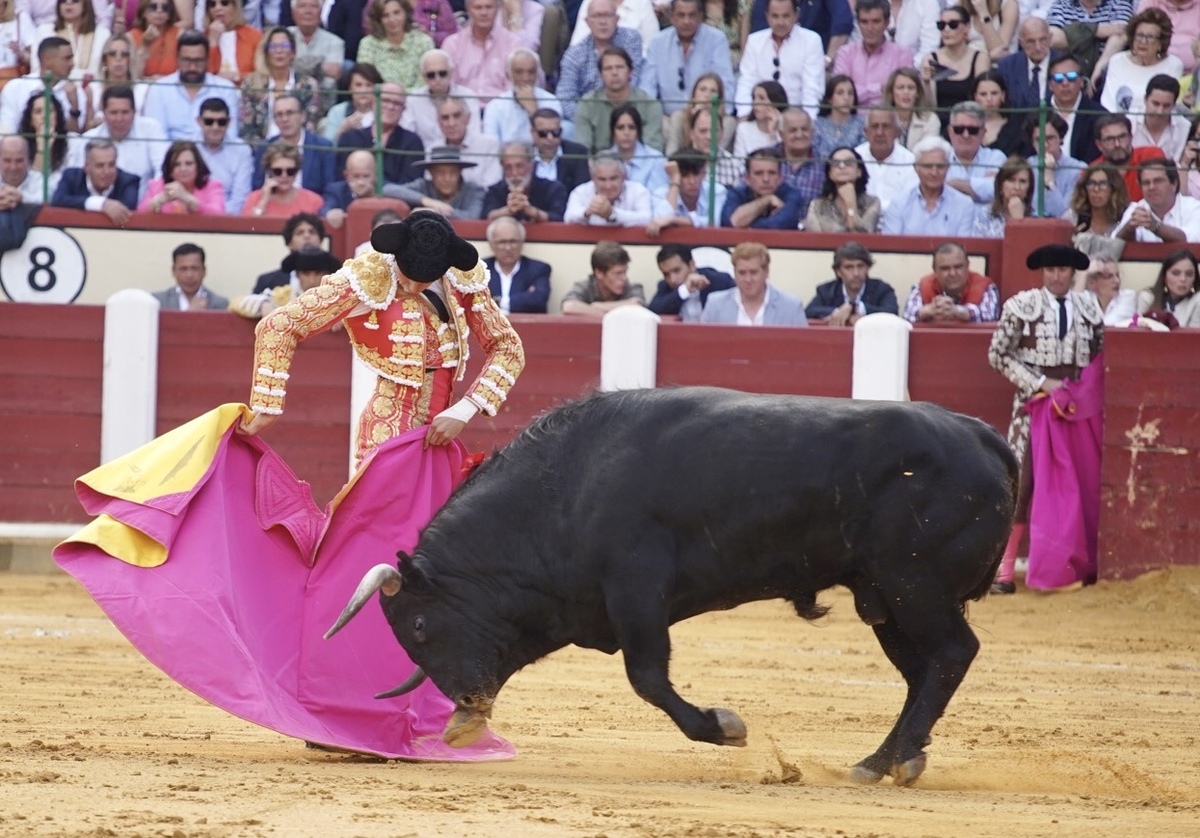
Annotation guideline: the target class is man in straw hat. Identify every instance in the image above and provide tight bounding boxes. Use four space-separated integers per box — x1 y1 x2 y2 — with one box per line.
987 243 1104 595
384 146 487 220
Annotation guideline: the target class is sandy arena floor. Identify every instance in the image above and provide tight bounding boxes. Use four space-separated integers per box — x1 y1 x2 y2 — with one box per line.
2 567 1199 838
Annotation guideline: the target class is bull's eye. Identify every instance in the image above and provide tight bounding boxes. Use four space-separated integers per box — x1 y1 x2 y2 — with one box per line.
413 616 426 643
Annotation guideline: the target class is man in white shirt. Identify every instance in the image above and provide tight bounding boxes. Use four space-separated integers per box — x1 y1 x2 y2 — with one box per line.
736 0 824 119
436 96 502 188
682 240 807 326
482 48 562 145
856 107 917 213
1114 157 1200 243
0 134 45 206
400 49 483 148
564 153 653 226
71 86 166 200
1132 75 1190 164
0 37 86 134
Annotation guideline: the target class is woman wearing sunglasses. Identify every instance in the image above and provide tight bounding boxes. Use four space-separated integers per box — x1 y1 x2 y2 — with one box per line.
356 0 433 90
128 0 181 79
202 0 261 84
239 27 323 144
1098 9 1181 117
30 0 112 77
803 146 880 233
138 139 226 213
919 4 990 116
241 141 323 216
81 32 146 128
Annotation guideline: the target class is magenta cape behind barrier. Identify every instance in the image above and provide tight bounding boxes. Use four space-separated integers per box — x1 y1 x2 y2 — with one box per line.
53 409 514 762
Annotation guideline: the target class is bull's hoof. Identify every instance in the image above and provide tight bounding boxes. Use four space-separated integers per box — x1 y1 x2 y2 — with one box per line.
443 708 490 748
890 753 927 786
709 707 747 746
848 761 886 784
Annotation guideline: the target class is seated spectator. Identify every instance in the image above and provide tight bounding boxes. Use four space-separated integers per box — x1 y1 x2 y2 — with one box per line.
1099 8 1181 117
687 106 741 187
574 46 663 154
664 72 736 156
483 140 567 223
194 96 252 213
230 244 340 318
337 81 425 185
238 26 324 143
645 149 727 235
560 239 646 317
18 92 67 196
902 241 999 323
252 210 326 292
880 136 976 235
382 145 485 219
492 0 546 59
967 0 1019 60
974 72 1026 158
141 30 241 142
1046 54 1106 165
322 62 384 142
325 0 371 60
1092 114 1164 203
705 0 743 66
530 107 590 194
1179 116 1200 200
434 95 501 188
252 93 337 195
648 241 734 316
72 85 165 200
1135 248 1200 328
202 0 263 83
0 38 86 135
919 4 991 114
1115 158 1200 243
570 0 657 55
1025 111 1084 219
483 215 551 314
243 141 324 216
410 0 457 48
288 0 345 84
833 0 914 108
30 0 112 79
735 0 822 120
682 240 808 326
994 16 1052 113
805 240 898 326
973 155 1033 238
882 66 941 152
322 149 380 228
440 0 524 104
51 137 138 223
399 49 483 148
129 0 183 81
1065 163 1129 239
153 243 229 310
606 103 667 192
1133 74 1189 164
804 147 881 233
0 134 45 205
483 48 562 145
85 34 150 127
813 75 866 162
945 100 1006 204
733 80 786 161
641 0 734 122
856 106 917 213
564 152 652 226
356 0 434 89
556 0 645 124
1082 254 1137 326
720 147 804 230
138 139 226 214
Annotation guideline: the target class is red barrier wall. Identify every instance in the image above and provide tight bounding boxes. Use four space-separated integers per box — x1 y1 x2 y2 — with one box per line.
908 325 1014 435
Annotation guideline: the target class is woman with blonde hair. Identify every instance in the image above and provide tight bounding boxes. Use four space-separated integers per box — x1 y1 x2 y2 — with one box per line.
202 0 261 83
355 0 433 90
241 142 324 217
128 0 181 80
31 0 112 77
882 67 940 151
665 71 736 156
239 26 323 143
83 33 147 127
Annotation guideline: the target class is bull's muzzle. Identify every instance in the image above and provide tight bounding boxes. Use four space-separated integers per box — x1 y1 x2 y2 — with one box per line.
324 563 402 640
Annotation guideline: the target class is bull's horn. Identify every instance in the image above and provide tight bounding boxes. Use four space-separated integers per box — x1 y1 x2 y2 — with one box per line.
323 563 402 639
374 667 427 699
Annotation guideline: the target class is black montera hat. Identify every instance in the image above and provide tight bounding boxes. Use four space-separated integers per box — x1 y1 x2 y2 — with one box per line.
370 210 478 283
1026 243 1090 271
282 245 340 275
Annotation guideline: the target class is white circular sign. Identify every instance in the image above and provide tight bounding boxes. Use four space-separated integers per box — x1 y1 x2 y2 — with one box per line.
0 226 87 304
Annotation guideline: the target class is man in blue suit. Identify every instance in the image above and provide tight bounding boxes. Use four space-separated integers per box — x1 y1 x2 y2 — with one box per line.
649 243 734 316
51 138 139 225
531 109 590 196
805 241 899 325
682 241 807 326
483 216 552 314
994 18 1061 113
252 93 337 197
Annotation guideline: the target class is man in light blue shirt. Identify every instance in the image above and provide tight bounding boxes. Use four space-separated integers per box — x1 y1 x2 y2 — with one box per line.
641 0 734 116
194 99 252 214
646 150 727 234
880 136 977 236
555 0 643 122
945 101 1007 205
482 48 563 145
142 31 241 144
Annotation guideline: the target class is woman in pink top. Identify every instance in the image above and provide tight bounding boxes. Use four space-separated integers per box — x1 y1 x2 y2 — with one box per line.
241 141 324 217
139 140 226 214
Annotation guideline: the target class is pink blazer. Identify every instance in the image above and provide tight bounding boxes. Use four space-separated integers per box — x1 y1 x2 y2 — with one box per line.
138 178 227 215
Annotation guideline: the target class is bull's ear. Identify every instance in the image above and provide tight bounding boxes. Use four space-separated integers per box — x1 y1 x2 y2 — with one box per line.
396 551 427 589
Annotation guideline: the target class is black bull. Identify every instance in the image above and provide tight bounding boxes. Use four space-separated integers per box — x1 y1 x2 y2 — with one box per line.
328 387 1018 785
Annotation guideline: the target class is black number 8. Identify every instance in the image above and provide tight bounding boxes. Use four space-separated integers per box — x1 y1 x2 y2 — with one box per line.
27 246 57 292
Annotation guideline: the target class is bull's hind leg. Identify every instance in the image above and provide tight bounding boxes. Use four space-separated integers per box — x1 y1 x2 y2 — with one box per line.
853 604 980 786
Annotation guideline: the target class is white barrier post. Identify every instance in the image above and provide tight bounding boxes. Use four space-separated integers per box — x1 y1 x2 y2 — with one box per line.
600 306 660 391
101 289 160 464
852 313 912 401
348 355 376 478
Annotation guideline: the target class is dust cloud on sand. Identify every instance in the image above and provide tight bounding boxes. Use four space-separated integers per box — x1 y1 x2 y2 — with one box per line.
2 568 1198 838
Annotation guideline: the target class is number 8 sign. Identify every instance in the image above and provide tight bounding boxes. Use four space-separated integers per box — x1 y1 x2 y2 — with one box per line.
0 227 87 303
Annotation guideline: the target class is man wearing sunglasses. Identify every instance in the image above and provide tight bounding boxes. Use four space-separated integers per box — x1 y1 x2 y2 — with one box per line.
735 0 823 119
1045 54 1108 164
529 107 590 194
400 49 483 148
1045 0 1134 88
555 0 644 124
194 97 253 213
945 101 1006 204
143 30 240 143
641 0 733 118
251 93 336 197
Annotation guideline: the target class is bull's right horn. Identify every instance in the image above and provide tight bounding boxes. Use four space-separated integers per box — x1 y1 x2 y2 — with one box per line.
374 668 427 699
324 563 402 639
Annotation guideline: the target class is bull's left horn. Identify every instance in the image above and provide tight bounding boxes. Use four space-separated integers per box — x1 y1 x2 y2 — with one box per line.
374 668 427 699
324 563 402 639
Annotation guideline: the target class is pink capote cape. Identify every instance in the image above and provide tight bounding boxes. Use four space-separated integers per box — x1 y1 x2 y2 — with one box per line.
1024 354 1104 590
53 406 514 761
